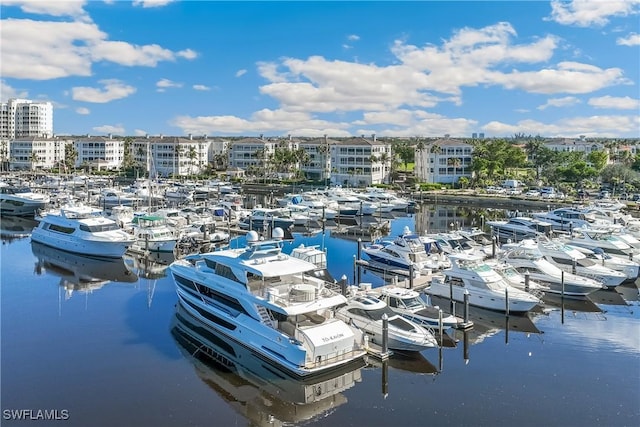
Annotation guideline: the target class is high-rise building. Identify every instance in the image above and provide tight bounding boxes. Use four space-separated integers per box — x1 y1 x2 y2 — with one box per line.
0 98 53 140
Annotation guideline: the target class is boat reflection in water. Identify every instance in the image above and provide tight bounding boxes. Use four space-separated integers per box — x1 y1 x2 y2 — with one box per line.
429 295 542 346
171 302 366 427
31 241 137 298
123 250 175 279
0 216 38 241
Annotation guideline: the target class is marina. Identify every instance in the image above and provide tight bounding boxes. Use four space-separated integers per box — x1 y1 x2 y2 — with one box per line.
1 189 639 426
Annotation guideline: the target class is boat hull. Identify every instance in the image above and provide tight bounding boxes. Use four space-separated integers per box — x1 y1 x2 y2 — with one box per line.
425 281 539 313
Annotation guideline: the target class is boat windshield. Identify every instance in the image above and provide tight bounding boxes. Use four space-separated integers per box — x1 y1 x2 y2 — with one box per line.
399 296 425 309
79 223 120 232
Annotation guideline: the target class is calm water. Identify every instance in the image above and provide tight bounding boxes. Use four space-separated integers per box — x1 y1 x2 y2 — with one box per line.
1 207 639 427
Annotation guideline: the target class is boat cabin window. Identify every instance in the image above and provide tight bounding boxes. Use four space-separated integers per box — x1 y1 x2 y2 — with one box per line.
215 263 242 284
47 224 75 234
79 223 120 233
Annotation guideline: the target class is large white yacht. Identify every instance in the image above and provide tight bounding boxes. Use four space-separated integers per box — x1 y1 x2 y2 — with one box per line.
30 204 135 258
0 184 50 216
499 239 605 297
168 229 367 378
426 253 541 313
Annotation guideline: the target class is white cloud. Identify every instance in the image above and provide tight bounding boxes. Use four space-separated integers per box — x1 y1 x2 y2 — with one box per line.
496 62 629 94
588 96 640 110
133 129 148 136
347 34 360 41
92 124 125 134
170 108 350 135
71 79 137 103
235 69 247 78
177 49 198 60
0 18 198 80
76 107 90 115
537 96 581 110
546 0 640 27
1 0 91 21
156 78 183 92
617 33 640 46
132 0 175 8
0 80 28 102
483 114 640 138
193 84 210 91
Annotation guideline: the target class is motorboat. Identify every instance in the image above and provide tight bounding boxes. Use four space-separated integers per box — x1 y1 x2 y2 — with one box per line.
128 215 178 253
426 253 541 313
335 294 438 351
30 204 135 258
556 226 640 261
568 245 640 282
168 228 367 378
375 286 462 329
499 239 605 297
97 188 142 209
536 236 626 288
170 303 365 426
530 207 599 231
0 184 50 216
486 216 553 243
239 207 296 231
363 227 450 275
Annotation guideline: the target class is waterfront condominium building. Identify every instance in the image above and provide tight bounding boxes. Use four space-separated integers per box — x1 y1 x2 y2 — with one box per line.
9 136 71 171
0 98 53 140
330 134 392 186
131 135 211 177
227 135 280 178
73 134 126 170
414 137 473 185
298 135 337 184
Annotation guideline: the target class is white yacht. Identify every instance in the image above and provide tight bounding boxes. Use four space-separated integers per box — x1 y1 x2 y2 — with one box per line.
363 227 450 274
426 254 541 313
557 227 640 261
531 207 598 231
168 229 367 378
568 245 640 282
486 216 553 243
0 184 50 216
536 237 626 288
30 204 135 258
239 207 296 231
129 215 178 253
335 294 438 351
499 240 605 297
375 286 462 329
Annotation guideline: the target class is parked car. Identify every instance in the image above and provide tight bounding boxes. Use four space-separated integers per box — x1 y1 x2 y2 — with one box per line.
524 189 540 197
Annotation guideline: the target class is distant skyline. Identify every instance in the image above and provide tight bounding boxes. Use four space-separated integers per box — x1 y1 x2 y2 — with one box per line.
1 0 639 139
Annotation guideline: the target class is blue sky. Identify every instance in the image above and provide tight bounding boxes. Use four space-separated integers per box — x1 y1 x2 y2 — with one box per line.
1 0 639 138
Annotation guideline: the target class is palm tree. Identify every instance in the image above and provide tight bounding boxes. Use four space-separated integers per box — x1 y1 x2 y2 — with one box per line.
187 146 197 176
64 143 78 173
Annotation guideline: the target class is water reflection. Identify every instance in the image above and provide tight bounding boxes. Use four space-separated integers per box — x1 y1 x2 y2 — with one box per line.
171 302 366 427
0 216 38 241
31 241 137 297
123 250 175 279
